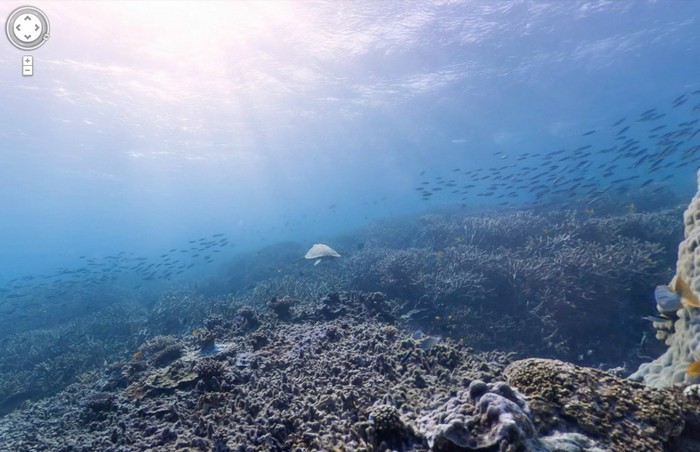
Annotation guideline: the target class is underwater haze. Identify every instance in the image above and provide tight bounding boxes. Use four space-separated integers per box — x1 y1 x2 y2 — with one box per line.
0 1 698 277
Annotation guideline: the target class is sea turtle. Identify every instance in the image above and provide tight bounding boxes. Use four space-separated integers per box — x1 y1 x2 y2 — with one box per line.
304 243 340 266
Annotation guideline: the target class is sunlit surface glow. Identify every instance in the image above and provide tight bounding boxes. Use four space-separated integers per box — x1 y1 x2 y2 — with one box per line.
91 1 298 62
0 0 698 273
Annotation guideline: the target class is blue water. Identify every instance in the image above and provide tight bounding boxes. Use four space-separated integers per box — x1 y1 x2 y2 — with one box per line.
0 1 699 285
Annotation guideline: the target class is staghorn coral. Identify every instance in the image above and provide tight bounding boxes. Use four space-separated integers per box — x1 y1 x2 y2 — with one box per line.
418 210 549 251
148 291 214 335
242 273 347 306
0 302 145 416
343 210 671 362
346 245 489 304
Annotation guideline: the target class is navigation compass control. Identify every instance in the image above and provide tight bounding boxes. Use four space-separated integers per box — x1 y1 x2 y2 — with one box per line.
6 6 50 50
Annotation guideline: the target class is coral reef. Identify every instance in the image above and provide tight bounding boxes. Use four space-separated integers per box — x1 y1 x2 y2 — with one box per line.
0 292 513 450
367 404 419 449
0 204 681 421
2 291 699 450
0 190 688 450
632 169 700 388
137 335 183 367
267 295 294 320
506 358 685 451
417 379 542 451
0 302 147 416
343 208 676 364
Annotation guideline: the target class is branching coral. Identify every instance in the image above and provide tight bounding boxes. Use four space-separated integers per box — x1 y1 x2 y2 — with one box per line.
336 206 676 361
0 303 145 416
138 335 182 367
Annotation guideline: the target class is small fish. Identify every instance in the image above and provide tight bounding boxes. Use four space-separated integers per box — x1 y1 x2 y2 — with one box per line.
670 275 700 308
687 360 700 383
654 285 682 312
420 336 441 351
612 118 626 126
641 315 670 323
616 126 630 135
399 350 413 364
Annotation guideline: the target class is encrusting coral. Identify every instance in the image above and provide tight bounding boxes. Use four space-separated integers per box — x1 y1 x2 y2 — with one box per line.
632 169 700 388
508 358 684 451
